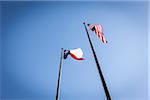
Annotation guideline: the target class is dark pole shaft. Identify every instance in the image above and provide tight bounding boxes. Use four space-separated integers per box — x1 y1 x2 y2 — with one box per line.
83 22 111 100
56 48 64 100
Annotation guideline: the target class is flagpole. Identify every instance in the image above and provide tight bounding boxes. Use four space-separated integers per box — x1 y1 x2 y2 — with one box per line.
83 22 111 100
56 48 64 100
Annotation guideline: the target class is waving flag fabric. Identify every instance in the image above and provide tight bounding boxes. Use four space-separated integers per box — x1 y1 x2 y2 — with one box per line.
64 48 85 60
88 24 108 44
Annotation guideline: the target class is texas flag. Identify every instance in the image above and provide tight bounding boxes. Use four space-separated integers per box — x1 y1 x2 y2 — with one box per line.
64 48 85 60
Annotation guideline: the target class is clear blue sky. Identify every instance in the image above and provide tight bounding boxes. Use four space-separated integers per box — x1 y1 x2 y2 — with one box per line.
1 1 148 100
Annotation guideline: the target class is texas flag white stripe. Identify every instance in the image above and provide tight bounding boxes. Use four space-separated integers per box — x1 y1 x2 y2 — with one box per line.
69 48 85 60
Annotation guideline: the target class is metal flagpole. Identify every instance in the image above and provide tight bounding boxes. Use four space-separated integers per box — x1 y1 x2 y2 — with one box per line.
83 22 111 100
56 48 64 100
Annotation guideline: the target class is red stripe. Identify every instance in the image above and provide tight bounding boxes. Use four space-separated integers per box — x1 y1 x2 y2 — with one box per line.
102 35 108 44
70 53 85 60
102 35 105 43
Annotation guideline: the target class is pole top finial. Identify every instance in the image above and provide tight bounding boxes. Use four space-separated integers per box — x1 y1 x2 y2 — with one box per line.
87 24 90 26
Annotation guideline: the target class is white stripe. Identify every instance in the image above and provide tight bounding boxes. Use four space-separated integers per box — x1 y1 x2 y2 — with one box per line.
70 48 84 58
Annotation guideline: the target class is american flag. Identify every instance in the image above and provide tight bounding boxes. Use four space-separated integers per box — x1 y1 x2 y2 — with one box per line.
88 24 108 44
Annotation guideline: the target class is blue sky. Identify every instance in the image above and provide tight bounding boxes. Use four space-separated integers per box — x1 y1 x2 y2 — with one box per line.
1 1 148 100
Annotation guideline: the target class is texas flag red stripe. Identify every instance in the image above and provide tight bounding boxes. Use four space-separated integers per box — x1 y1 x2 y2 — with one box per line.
70 53 85 60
